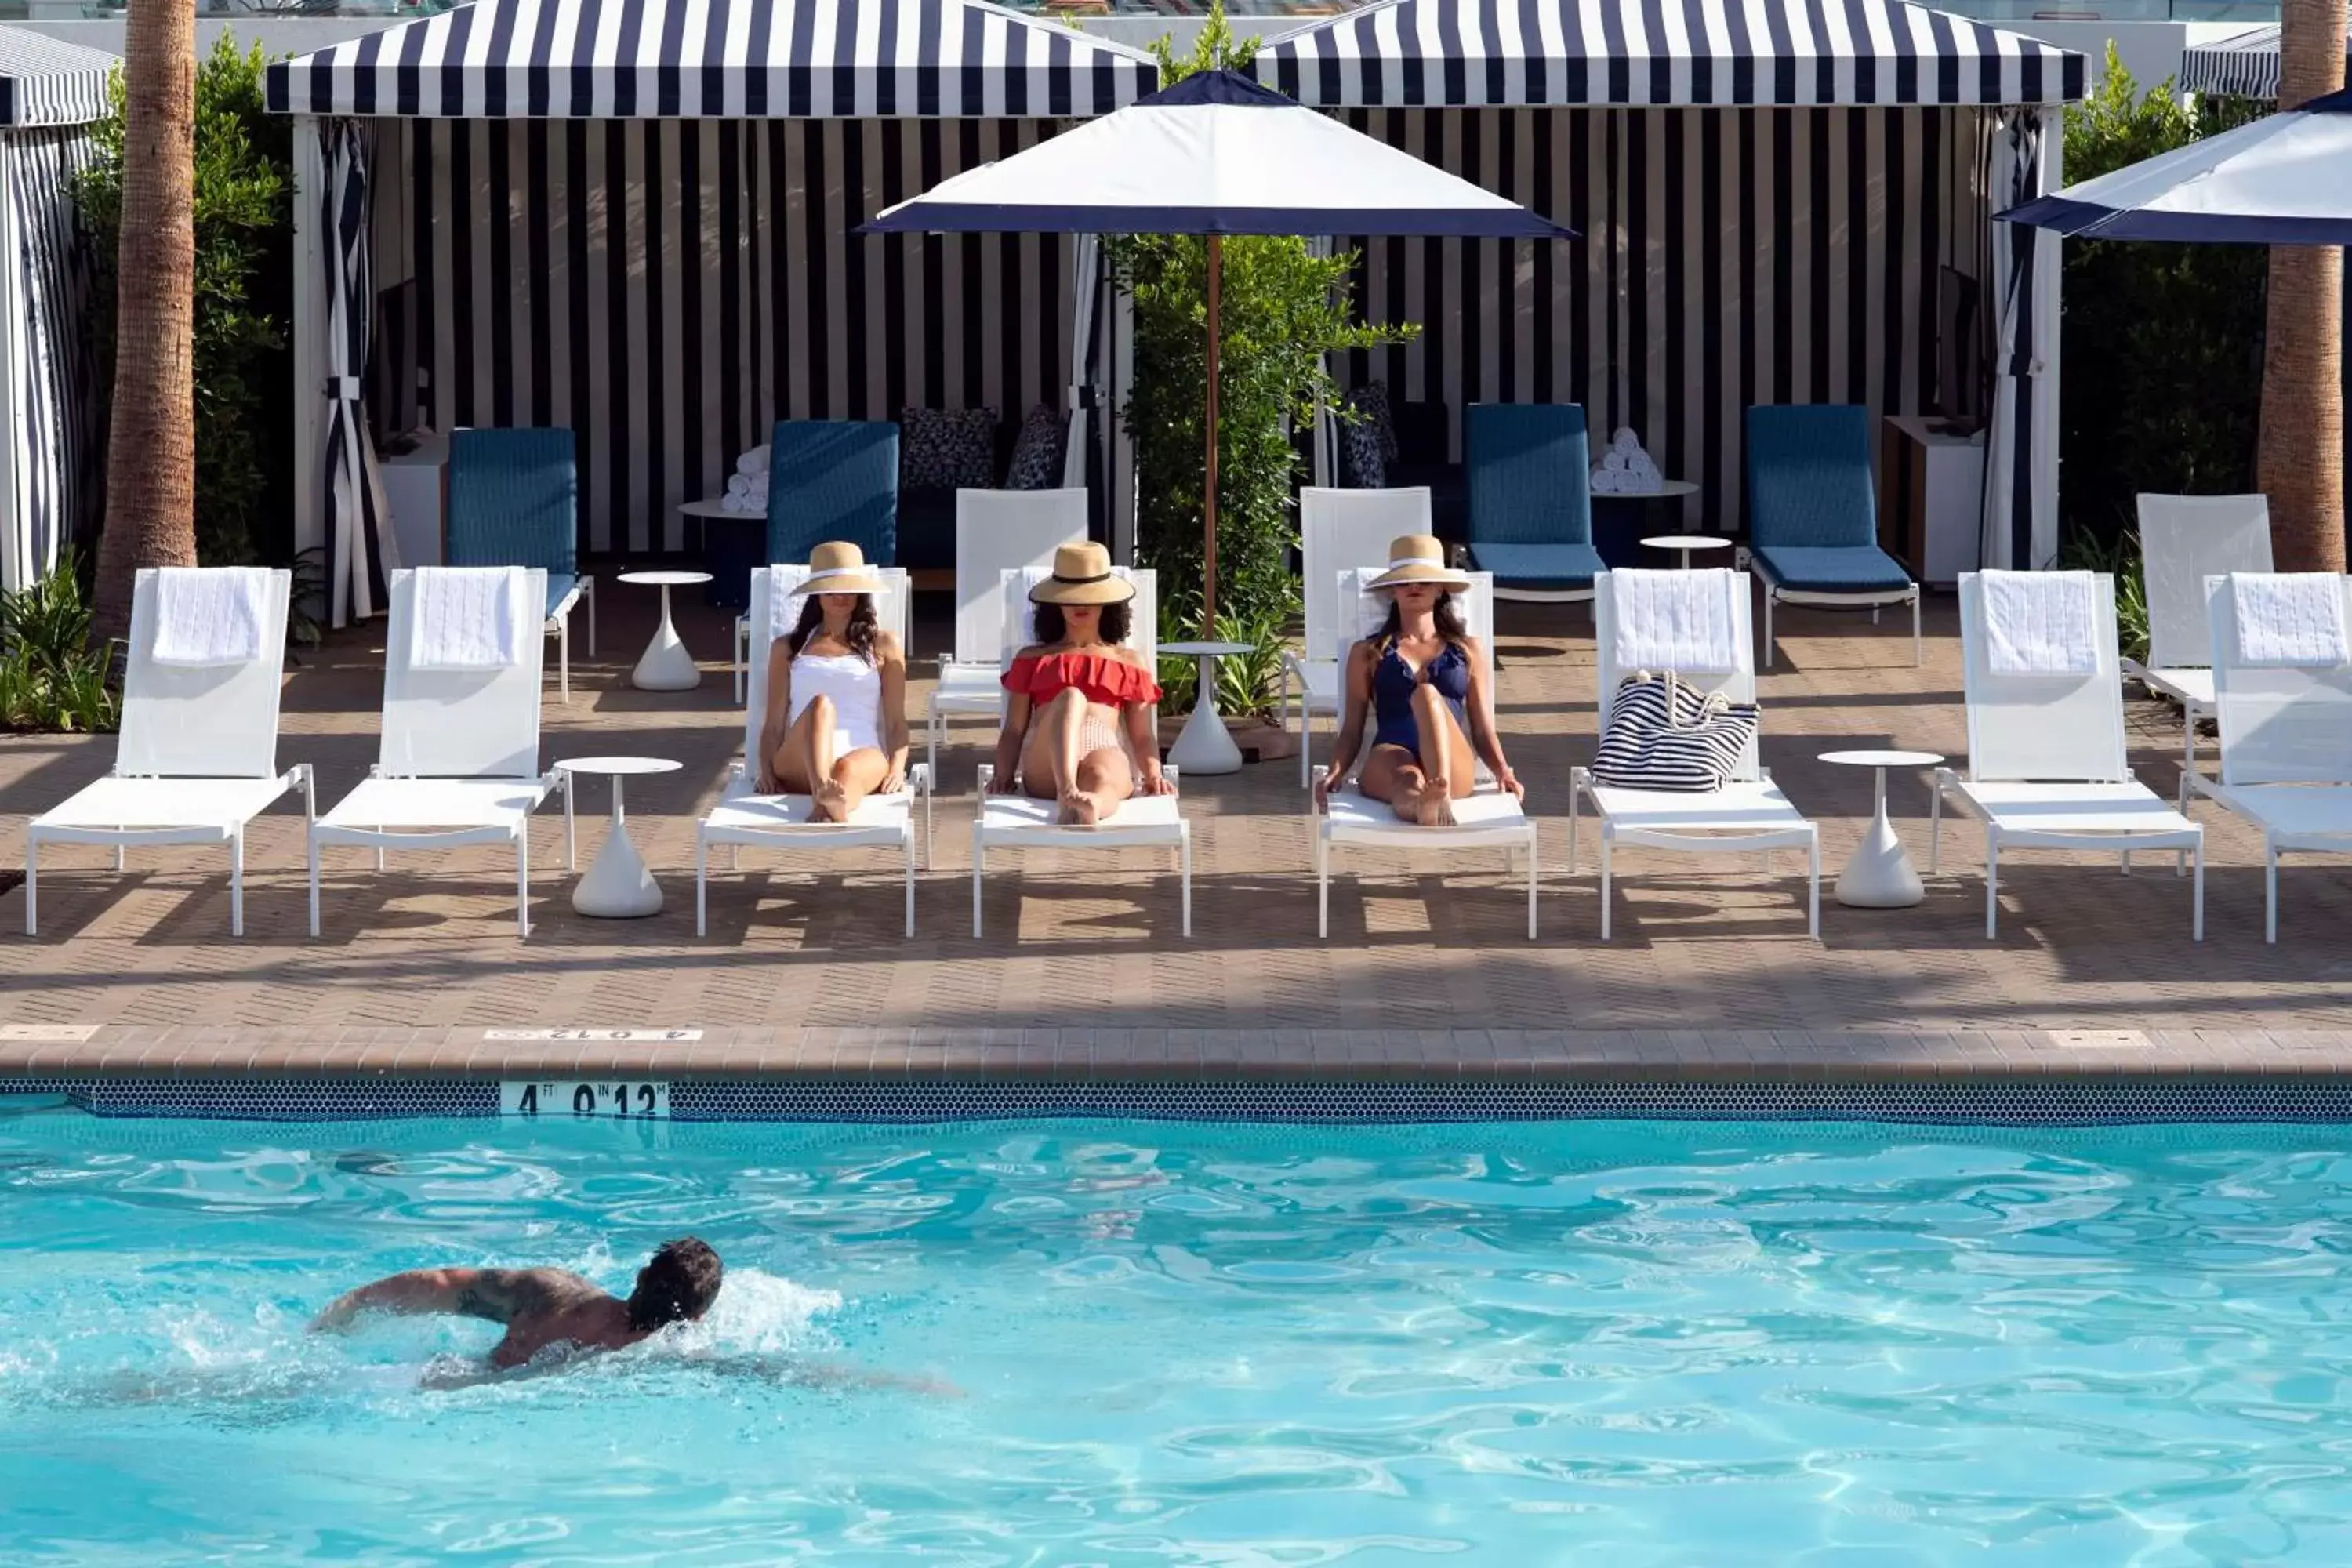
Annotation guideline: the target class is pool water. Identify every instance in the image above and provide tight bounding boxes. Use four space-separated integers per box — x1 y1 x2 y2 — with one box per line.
5 1113 2351 1566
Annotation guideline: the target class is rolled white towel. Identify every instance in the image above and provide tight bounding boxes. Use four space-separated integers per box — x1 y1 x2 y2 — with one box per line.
1602 452 1629 474
720 491 754 514
736 445 771 477
725 473 752 499
1590 466 1624 495
1612 426 1642 457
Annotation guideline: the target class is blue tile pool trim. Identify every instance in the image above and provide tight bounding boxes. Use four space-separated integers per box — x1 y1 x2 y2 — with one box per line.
11 1076 2352 1125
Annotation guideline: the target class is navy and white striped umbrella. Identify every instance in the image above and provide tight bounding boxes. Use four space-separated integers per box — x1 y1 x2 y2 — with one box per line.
2002 87 2352 245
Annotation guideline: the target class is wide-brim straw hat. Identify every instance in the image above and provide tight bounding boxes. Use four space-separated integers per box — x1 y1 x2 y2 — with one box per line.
1367 534 1471 592
1029 541 1135 606
799 540 886 595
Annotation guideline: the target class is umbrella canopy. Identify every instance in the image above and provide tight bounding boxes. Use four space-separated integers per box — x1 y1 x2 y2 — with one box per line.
2001 86 2352 245
865 69 1573 240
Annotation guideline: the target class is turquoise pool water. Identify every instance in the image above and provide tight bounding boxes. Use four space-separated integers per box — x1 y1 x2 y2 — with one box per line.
4 1112 2350 1565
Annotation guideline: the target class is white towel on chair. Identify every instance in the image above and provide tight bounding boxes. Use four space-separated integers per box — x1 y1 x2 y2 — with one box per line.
1609 568 1740 675
1980 569 2097 677
2230 571 2349 667
410 567 528 671
150 566 269 666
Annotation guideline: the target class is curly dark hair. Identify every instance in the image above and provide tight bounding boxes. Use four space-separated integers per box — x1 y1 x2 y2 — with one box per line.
786 593 880 664
1375 591 1468 652
626 1237 724 1331
1033 600 1132 647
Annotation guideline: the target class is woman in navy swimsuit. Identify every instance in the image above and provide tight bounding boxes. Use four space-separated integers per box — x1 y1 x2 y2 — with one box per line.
1313 534 1525 826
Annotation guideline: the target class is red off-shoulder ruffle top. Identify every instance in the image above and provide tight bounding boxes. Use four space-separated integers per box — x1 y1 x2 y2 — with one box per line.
1003 649 1162 708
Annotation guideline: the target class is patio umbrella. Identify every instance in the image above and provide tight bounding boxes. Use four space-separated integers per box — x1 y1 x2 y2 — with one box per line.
2001 86 2352 243
865 68 1573 628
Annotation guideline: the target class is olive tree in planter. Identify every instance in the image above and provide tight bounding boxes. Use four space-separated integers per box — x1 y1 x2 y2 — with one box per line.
1113 7 1412 719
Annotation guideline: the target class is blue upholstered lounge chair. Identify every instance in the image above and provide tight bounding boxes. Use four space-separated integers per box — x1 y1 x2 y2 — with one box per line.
1462 404 1604 604
1743 405 1920 668
732 420 902 700
445 428 593 702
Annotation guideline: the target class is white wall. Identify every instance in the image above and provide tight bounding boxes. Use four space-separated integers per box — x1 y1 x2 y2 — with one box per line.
1995 18 2268 95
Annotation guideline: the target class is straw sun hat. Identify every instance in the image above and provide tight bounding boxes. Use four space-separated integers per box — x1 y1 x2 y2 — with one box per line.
1028 541 1136 606
1367 534 1471 592
799 540 886 595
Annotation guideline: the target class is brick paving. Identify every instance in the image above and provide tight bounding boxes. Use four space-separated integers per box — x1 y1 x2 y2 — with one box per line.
3 585 2349 1080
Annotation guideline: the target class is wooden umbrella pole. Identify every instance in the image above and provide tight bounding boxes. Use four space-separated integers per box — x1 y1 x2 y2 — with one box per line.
1203 232 1221 636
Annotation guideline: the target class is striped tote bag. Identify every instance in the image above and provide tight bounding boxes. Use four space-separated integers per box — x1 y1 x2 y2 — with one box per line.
1589 673 1758 793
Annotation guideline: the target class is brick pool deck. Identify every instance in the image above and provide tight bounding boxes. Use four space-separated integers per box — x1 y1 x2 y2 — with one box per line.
3 588 2347 1083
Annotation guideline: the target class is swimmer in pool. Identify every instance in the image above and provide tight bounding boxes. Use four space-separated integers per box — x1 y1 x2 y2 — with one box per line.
310 1236 724 1373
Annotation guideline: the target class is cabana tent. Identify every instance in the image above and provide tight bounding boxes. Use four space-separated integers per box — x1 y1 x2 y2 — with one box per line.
2180 27 2351 100
267 0 1157 624
0 27 113 593
1254 0 2085 570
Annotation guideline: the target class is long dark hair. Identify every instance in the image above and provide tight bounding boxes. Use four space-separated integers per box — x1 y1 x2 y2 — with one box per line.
1033 600 1132 647
786 594 879 664
1377 591 1468 652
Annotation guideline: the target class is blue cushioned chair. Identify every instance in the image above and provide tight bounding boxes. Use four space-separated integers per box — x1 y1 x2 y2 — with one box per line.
1462 404 1604 604
1744 405 1920 668
732 421 902 700
446 427 593 702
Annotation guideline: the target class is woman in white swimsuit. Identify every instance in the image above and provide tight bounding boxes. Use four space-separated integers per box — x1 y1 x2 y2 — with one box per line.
756 541 909 822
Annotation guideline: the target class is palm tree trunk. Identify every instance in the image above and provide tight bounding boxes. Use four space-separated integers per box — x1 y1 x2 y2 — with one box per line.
2256 0 2349 572
91 0 199 645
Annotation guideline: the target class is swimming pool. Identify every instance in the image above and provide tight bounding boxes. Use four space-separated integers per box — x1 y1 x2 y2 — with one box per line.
4 1111 2347 1564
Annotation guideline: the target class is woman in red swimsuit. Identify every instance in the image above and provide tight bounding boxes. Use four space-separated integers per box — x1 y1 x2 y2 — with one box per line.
989 542 1172 824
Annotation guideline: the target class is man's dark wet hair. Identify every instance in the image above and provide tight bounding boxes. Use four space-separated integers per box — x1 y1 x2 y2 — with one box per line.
626 1237 724 1330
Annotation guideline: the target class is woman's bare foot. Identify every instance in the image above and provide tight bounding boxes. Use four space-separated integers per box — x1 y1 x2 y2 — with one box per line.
1059 789 1101 826
811 780 849 822
1416 779 1456 826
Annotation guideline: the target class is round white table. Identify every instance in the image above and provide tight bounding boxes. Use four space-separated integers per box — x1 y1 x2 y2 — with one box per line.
1819 749 1943 908
1641 533 1733 568
557 757 682 918
1161 640 1257 775
618 570 712 691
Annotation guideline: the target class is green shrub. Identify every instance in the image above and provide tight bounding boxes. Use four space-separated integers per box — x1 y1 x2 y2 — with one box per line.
2059 526 2151 666
2060 50 2266 546
1155 591 1290 719
73 34 294 568
0 561 119 732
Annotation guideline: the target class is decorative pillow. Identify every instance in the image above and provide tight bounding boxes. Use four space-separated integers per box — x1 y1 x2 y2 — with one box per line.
1589 673 1758 793
1339 415 1386 489
899 406 997 492
1003 404 1066 490
1349 379 1399 463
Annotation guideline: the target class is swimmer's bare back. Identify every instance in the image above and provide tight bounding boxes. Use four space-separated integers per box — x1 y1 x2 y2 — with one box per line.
311 1265 643 1370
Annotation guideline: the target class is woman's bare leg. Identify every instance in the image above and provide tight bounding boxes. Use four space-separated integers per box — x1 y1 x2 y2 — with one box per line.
1067 746 1135 825
1359 744 1428 823
821 747 892 822
1021 688 1094 821
771 695 838 821
1409 685 1475 826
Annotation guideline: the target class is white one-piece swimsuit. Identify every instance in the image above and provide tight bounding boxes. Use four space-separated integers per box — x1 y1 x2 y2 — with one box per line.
786 652 884 758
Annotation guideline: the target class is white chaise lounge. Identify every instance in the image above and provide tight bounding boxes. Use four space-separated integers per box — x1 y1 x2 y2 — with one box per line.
308 567 573 938
2190 570 2352 943
26 567 311 937
1933 570 2203 940
1570 569 1820 939
971 565 1188 938
697 563 929 936
925 488 1086 787
1283 486 1431 786
1309 566 1537 939
2121 493 2272 808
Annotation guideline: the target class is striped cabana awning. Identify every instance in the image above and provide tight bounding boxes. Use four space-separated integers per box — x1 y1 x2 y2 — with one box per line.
2179 25 2351 100
1254 0 2086 108
0 26 115 129
264 0 1160 120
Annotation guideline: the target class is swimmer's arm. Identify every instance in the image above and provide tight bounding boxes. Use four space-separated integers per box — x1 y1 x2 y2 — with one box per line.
310 1268 536 1330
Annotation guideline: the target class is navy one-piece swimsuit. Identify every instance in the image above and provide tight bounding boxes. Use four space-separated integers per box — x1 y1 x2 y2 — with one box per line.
1370 641 1470 753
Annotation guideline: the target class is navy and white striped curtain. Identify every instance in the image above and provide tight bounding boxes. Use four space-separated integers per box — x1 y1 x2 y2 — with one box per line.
0 125 100 592
1982 107 2056 572
323 118 394 625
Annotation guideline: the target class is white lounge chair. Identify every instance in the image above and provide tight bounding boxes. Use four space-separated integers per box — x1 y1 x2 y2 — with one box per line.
2121 494 2272 808
1570 569 1820 939
1309 567 1537 938
1282 486 1430 786
2189 571 2352 943
25 568 312 937
308 567 573 938
697 563 929 937
926 488 1086 786
971 565 1188 938
1933 571 2203 940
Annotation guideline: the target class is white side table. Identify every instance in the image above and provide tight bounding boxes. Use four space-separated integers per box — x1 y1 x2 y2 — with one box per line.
618 570 713 691
1818 750 1943 908
1641 533 1733 568
556 757 682 918
1161 640 1256 775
